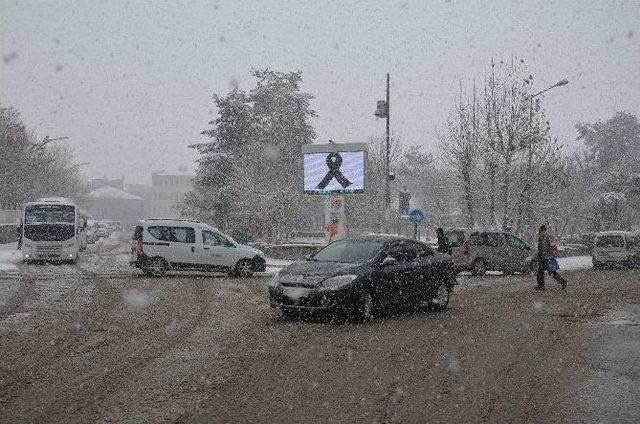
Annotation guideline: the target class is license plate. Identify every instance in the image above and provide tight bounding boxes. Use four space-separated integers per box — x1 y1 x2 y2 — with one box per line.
282 287 310 302
46 253 61 258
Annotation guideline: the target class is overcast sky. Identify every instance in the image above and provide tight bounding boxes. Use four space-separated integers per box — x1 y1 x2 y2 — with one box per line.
1 0 639 184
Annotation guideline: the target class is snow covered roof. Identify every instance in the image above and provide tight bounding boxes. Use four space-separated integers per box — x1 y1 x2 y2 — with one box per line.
152 167 195 177
89 186 144 201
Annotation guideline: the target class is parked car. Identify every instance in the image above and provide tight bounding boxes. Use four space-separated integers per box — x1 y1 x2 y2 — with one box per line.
86 228 99 244
444 228 536 275
95 223 111 239
268 235 455 321
101 220 123 232
592 231 640 270
129 218 266 277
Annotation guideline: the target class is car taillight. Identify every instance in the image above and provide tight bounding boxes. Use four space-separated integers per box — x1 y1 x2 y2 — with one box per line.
462 240 471 255
136 237 143 254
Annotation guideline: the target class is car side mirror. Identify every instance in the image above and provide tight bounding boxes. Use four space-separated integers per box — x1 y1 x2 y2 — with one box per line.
226 241 236 248
305 253 313 261
380 256 397 267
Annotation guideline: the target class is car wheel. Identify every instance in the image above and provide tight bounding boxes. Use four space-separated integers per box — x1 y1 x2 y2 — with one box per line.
146 257 167 277
356 291 374 322
471 259 487 276
429 283 450 312
232 259 254 278
593 262 602 270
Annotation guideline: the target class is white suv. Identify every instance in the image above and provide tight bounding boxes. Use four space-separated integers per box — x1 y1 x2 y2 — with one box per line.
130 218 266 277
592 231 640 270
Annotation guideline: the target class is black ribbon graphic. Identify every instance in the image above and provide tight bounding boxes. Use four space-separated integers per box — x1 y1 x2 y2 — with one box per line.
316 152 352 190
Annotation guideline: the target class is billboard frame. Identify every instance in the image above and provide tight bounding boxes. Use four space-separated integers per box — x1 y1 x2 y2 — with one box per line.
301 142 368 195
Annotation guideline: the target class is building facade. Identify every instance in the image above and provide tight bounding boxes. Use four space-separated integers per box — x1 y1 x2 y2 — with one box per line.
148 168 194 218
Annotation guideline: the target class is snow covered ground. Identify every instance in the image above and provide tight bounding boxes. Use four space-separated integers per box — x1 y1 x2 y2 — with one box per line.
0 242 21 272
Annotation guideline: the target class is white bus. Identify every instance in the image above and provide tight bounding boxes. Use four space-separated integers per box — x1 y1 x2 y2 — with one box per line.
20 197 87 262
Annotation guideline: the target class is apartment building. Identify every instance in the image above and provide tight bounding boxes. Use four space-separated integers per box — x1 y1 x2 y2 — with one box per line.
148 167 194 217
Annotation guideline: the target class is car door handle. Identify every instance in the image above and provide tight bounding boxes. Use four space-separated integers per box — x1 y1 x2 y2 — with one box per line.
191 246 195 253
203 247 210 250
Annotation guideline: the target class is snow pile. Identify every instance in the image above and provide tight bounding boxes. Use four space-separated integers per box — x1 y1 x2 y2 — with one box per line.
557 255 592 271
0 242 21 272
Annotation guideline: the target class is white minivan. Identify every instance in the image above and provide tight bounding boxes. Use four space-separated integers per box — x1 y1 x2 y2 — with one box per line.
592 231 640 270
130 218 266 277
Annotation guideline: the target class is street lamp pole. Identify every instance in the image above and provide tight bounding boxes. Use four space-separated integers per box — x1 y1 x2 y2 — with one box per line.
375 73 392 231
385 73 391 211
520 78 568 238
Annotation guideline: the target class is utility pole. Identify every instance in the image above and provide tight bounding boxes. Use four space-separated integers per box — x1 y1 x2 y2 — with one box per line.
375 73 392 231
385 73 391 211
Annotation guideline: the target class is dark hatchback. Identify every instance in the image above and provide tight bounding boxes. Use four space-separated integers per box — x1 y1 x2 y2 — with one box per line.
268 235 455 321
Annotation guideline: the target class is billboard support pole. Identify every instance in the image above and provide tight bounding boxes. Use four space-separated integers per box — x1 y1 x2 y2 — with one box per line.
324 196 347 244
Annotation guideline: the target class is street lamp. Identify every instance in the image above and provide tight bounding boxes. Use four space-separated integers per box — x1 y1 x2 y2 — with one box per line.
532 79 568 98
519 78 569 238
374 73 391 228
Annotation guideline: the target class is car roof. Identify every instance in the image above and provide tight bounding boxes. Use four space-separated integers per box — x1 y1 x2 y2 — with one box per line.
446 228 505 233
595 231 632 236
352 234 420 244
140 218 202 224
138 218 217 231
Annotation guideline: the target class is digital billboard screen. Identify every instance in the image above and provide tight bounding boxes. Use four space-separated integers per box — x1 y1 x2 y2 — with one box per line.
303 150 365 195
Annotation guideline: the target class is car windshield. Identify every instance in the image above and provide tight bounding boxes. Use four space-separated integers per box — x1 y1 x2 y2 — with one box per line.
312 240 382 263
596 235 624 248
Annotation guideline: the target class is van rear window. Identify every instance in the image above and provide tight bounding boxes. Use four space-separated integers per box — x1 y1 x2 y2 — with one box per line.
148 226 170 241
147 225 195 243
595 235 624 248
170 227 195 243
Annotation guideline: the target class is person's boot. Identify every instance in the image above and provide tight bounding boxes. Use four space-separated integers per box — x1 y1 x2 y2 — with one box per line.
560 278 567 290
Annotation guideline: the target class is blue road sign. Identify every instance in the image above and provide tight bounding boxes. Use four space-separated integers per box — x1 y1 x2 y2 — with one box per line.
409 209 424 224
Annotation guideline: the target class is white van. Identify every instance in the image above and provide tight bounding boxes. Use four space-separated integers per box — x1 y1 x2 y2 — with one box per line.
130 218 266 277
592 231 640 270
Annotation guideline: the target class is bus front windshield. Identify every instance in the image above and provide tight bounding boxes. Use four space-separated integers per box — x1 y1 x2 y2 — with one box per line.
25 204 76 225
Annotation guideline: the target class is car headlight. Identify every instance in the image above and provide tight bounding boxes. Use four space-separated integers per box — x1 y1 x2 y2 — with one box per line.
319 274 357 291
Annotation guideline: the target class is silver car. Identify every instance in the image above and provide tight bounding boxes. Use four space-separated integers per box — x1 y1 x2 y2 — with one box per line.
444 229 537 275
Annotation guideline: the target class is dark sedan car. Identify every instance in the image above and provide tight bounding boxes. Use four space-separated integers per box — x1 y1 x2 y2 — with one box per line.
268 235 455 321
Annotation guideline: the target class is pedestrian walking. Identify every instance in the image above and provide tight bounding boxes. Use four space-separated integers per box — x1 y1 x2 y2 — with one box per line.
436 227 458 285
436 227 451 255
535 225 567 291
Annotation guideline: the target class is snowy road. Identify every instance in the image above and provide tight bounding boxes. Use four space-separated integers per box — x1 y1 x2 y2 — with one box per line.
0 239 638 423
